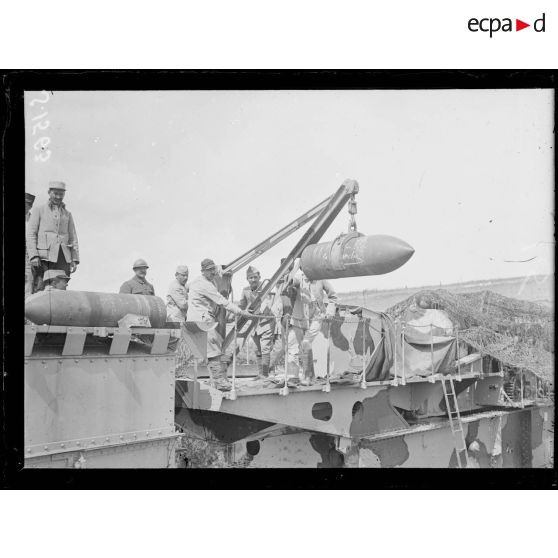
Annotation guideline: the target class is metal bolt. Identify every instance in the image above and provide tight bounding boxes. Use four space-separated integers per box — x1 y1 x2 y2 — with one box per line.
76 442 80 446
158 431 162 435
61 443 65 448
27 448 31 453
58 360 63 364
91 440 95 445
68 328 72 332
41 360 46 364
120 435 124 440
146 432 150 437
105 437 109 442
74 359 79 363
44 446 48 451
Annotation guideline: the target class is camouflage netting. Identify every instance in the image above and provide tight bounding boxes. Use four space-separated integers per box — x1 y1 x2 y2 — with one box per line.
386 289 554 384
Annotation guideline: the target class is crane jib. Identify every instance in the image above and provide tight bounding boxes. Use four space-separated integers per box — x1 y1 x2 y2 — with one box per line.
222 179 359 352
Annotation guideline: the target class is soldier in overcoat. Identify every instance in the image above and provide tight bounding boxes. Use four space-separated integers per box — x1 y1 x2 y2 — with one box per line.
27 181 79 292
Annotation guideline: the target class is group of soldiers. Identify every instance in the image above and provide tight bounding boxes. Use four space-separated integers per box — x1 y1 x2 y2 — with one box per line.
25 181 339 391
169 259 338 390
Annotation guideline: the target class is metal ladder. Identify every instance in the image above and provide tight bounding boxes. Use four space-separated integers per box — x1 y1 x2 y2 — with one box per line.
441 375 469 468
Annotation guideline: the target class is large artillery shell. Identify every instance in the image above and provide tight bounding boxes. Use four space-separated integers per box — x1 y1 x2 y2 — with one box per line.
24 290 168 328
301 233 414 280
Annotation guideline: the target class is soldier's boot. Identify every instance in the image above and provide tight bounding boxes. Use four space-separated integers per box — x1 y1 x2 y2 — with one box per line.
252 355 264 380
269 341 283 374
218 360 232 390
261 354 271 378
208 358 231 391
300 346 315 386
285 361 300 379
207 358 221 387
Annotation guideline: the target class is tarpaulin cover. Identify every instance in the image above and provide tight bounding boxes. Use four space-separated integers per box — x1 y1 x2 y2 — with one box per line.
391 307 458 380
311 306 459 381
311 306 394 381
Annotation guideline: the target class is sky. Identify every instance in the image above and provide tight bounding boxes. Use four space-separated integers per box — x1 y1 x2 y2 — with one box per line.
25 89 554 298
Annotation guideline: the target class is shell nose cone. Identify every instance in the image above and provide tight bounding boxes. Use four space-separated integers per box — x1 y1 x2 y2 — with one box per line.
391 236 415 262
373 234 414 273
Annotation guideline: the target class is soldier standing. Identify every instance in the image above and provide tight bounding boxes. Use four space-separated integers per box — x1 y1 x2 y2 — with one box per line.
288 266 337 385
166 265 189 323
239 265 281 379
167 265 190 373
27 181 80 293
25 193 36 298
119 259 155 295
187 258 252 390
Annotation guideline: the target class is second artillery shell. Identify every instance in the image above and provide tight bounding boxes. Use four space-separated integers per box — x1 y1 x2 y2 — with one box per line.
24 290 168 328
300 233 414 280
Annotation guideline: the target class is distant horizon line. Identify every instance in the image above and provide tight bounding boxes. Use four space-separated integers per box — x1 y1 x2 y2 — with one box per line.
337 273 553 296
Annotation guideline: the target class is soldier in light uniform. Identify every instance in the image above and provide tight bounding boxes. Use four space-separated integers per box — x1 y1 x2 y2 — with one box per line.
27 181 80 293
167 265 190 372
269 258 297 374
239 265 281 379
166 265 189 323
119 259 155 295
25 193 36 298
288 264 337 385
187 258 253 390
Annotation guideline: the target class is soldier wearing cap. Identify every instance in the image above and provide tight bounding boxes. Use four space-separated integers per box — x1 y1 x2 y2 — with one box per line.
27 181 80 292
25 193 36 298
187 258 253 390
119 259 155 295
239 265 282 379
167 265 189 323
43 270 70 291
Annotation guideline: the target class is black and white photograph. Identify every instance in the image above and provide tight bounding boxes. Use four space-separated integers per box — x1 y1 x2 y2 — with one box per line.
15 79 554 472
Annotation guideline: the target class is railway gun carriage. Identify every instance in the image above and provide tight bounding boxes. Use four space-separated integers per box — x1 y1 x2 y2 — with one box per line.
24 179 554 468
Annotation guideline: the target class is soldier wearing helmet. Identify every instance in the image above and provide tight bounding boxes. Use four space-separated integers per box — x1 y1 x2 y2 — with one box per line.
119 259 155 295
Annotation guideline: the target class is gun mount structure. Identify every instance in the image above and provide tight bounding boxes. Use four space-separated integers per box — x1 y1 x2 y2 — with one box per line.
23 179 554 469
24 324 180 468
174 305 553 468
